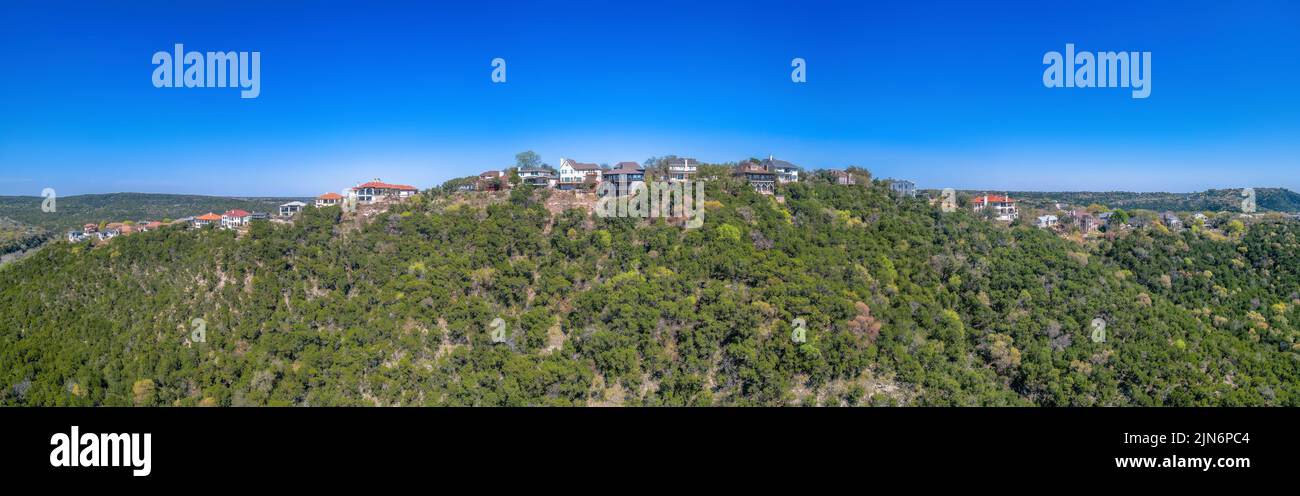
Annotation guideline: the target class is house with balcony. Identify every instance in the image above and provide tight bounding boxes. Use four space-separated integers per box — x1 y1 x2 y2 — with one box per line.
972 194 1019 221
558 159 603 189
757 156 799 183
517 167 558 188
279 201 307 217
351 180 418 204
221 209 251 229
603 163 646 197
477 170 506 191
890 180 917 198
733 161 777 194
666 157 698 181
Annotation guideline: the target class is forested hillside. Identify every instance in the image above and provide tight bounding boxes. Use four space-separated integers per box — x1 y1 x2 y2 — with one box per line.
1 174 1297 406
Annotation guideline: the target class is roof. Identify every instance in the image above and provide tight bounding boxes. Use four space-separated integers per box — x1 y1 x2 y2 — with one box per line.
223 209 250 218
734 162 772 174
761 157 800 170
606 164 645 175
972 194 1016 205
281 201 307 207
354 181 417 191
572 162 602 171
318 192 343 200
479 170 502 178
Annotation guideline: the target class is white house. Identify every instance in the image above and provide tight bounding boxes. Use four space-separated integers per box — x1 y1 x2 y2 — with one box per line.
518 167 557 188
279 201 306 217
973 194 1019 221
558 158 603 186
890 180 917 198
315 193 343 208
1036 215 1059 228
760 156 800 183
667 157 697 181
221 209 251 229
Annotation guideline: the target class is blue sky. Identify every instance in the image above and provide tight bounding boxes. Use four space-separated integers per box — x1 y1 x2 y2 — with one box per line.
1 0 1297 196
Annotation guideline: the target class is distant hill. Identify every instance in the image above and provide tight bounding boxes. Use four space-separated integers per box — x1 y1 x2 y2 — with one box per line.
960 188 1300 213
0 193 309 231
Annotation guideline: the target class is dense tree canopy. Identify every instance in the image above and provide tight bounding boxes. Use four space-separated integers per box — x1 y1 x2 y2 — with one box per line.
1 172 1297 406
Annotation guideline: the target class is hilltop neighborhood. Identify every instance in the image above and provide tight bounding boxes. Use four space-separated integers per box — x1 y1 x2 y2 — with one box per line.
62 153 1295 245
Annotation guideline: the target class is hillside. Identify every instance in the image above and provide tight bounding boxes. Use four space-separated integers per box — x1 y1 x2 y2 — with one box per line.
1 176 1297 406
991 188 1300 213
0 193 308 231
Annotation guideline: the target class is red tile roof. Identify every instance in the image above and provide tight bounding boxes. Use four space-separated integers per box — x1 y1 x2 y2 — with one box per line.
973 195 1016 205
196 213 222 221
318 192 343 200
223 209 250 218
354 181 417 191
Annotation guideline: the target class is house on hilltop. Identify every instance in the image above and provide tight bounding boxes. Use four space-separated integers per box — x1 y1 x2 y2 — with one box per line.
733 161 777 194
518 167 557 188
758 156 799 184
279 201 306 217
890 180 917 198
351 180 418 204
603 163 646 197
315 192 343 208
221 209 251 229
973 194 1019 221
829 170 856 185
666 157 698 181
558 159 603 189
193 213 222 228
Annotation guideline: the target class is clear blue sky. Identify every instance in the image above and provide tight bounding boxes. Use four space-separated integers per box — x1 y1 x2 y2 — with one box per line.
1 0 1297 196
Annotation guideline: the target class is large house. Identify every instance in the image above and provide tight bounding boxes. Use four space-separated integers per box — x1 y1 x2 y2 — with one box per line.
279 201 306 217
759 156 799 184
890 180 917 198
603 163 646 197
1070 210 1101 233
517 168 557 188
477 170 506 191
193 213 222 227
316 192 343 208
972 194 1019 221
351 180 418 204
1161 211 1183 230
558 158 603 188
666 157 697 181
221 209 251 229
733 161 776 194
